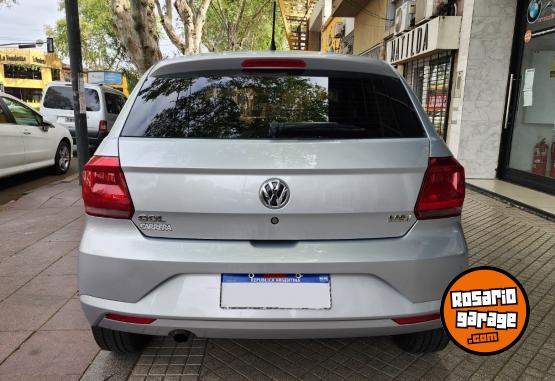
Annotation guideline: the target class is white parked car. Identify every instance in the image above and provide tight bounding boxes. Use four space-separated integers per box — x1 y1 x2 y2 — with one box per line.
0 92 73 179
40 82 126 150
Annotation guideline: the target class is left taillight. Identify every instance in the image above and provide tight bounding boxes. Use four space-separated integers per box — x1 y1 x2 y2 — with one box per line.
82 156 134 219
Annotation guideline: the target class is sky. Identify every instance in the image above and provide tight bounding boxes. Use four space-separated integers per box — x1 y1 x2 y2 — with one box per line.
0 0 61 50
0 0 177 61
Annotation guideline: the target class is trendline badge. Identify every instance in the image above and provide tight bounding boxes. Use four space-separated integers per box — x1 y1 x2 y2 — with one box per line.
441 266 529 355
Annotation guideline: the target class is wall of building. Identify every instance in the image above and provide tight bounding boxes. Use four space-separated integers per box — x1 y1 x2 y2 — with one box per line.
353 0 387 55
321 17 346 52
308 31 322 51
0 48 63 107
446 0 516 178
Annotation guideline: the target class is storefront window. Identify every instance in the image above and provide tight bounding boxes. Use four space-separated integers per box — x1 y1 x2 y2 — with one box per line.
507 4 555 180
4 87 43 104
403 52 453 139
52 68 61 81
4 64 42 80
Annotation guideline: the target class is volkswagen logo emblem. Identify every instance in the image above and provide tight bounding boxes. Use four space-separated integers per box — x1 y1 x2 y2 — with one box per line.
259 178 290 209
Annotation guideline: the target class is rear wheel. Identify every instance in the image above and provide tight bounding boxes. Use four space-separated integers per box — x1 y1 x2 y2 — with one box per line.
91 326 151 353
52 140 71 175
393 328 450 353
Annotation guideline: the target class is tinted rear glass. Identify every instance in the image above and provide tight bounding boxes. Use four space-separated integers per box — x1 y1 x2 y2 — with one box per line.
43 86 100 111
122 72 424 139
105 92 126 115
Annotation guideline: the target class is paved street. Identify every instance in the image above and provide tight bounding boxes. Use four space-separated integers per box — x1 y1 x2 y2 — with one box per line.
0 180 553 380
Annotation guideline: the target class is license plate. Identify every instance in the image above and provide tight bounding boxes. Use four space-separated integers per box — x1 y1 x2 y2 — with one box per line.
220 274 331 309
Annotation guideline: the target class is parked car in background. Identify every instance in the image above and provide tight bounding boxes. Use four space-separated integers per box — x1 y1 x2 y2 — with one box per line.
79 52 467 354
40 82 126 152
0 92 72 179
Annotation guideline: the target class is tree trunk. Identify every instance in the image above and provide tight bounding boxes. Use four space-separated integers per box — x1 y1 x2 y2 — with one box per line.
111 0 162 73
155 0 187 53
175 0 211 54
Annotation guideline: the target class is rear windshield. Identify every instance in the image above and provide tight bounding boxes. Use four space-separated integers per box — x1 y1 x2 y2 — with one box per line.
43 86 101 112
122 72 424 139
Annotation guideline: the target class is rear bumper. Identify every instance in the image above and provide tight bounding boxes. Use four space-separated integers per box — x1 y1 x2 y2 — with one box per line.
82 296 442 338
79 217 467 338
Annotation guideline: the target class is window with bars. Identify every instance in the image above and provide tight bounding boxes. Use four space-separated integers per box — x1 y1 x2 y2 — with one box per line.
403 52 454 139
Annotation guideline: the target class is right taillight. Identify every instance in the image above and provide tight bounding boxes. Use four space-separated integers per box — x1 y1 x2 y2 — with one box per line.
82 156 134 219
415 157 465 220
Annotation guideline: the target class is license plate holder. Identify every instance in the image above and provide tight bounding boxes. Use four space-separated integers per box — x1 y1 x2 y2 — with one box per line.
220 274 331 309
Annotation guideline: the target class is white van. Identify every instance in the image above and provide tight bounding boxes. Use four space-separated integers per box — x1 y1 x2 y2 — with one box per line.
40 82 126 150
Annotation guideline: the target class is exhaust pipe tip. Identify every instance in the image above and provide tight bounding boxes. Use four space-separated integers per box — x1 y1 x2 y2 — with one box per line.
170 330 191 343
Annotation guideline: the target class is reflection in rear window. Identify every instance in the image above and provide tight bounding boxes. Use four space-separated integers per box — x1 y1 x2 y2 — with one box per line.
43 86 100 112
122 73 424 139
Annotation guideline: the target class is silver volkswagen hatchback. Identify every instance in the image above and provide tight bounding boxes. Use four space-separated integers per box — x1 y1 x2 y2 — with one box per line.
79 52 467 354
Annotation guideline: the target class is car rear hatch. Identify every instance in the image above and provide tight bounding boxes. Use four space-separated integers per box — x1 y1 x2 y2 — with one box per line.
42 85 102 137
117 57 430 240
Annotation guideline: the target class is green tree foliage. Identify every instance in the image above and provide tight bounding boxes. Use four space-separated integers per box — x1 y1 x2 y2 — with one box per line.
45 0 127 71
205 0 287 51
134 75 327 138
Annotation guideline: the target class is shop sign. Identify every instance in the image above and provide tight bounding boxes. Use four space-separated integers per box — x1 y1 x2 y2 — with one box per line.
0 52 47 66
32 56 46 65
386 16 461 65
88 71 123 86
527 0 555 31
0 54 27 63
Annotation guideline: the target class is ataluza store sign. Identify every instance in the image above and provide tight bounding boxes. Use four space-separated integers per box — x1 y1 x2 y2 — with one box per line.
386 16 462 65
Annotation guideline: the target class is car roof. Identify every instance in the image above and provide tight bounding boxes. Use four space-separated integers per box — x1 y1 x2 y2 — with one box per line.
0 92 20 101
45 81 125 95
150 51 397 78
0 92 44 114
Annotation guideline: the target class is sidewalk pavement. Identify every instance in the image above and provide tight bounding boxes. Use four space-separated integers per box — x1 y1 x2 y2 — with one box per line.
0 178 95 381
0 179 553 380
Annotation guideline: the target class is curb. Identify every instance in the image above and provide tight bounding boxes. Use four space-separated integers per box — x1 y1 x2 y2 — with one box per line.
466 183 555 222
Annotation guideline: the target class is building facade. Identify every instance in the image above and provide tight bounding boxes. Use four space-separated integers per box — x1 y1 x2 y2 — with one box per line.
498 0 555 194
302 0 555 196
0 48 130 109
427 0 555 195
0 48 63 109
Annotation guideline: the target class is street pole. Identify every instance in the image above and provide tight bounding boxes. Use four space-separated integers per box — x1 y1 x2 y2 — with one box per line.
270 0 277 51
65 0 89 183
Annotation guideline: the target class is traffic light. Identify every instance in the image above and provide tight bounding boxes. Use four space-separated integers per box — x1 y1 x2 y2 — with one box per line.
47 37 54 53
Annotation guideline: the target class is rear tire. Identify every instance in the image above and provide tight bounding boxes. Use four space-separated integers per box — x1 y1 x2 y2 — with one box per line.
393 328 450 353
52 140 71 175
91 326 151 353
